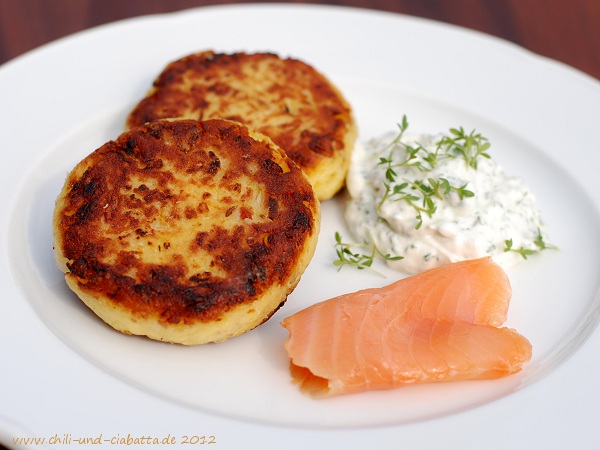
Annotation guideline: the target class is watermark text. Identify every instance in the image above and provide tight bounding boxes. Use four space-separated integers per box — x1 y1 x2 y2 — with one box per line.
11 433 217 446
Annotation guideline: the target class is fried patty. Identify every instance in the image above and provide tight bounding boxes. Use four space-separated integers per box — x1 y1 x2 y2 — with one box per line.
53 119 320 345
126 51 357 201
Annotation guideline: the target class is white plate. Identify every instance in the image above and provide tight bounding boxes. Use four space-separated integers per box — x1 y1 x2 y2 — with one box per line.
1 4 599 449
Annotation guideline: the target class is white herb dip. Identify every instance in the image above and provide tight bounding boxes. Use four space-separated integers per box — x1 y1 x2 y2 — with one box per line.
345 125 552 274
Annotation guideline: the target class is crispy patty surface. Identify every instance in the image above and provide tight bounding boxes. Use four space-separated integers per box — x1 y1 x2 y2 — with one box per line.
126 51 357 201
53 119 320 345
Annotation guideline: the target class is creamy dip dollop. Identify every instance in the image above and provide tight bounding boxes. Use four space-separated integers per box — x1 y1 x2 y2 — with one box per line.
345 124 551 274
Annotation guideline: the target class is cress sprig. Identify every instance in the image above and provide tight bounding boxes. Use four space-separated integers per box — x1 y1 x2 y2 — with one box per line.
333 231 402 275
504 229 558 259
377 115 478 228
438 126 491 169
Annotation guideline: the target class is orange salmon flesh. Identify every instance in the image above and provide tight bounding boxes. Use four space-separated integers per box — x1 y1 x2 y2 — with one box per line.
281 257 532 397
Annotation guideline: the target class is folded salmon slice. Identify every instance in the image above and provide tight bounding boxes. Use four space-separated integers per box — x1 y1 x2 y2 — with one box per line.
281 257 532 397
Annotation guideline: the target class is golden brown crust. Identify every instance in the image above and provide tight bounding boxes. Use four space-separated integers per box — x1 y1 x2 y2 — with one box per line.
53 119 320 344
126 51 357 200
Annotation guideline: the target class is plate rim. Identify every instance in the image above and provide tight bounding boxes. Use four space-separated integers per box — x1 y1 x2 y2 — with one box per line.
1 4 600 449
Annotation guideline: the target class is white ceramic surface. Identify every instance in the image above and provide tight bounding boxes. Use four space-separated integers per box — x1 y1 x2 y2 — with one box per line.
1 4 599 449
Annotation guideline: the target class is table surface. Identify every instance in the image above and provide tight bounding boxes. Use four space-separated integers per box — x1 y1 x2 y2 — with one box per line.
0 0 599 81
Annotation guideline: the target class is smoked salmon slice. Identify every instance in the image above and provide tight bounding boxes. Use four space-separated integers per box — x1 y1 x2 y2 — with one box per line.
281 257 532 397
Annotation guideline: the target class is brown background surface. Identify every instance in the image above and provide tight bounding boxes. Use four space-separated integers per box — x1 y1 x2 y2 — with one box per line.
0 0 599 80
0 2 598 449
